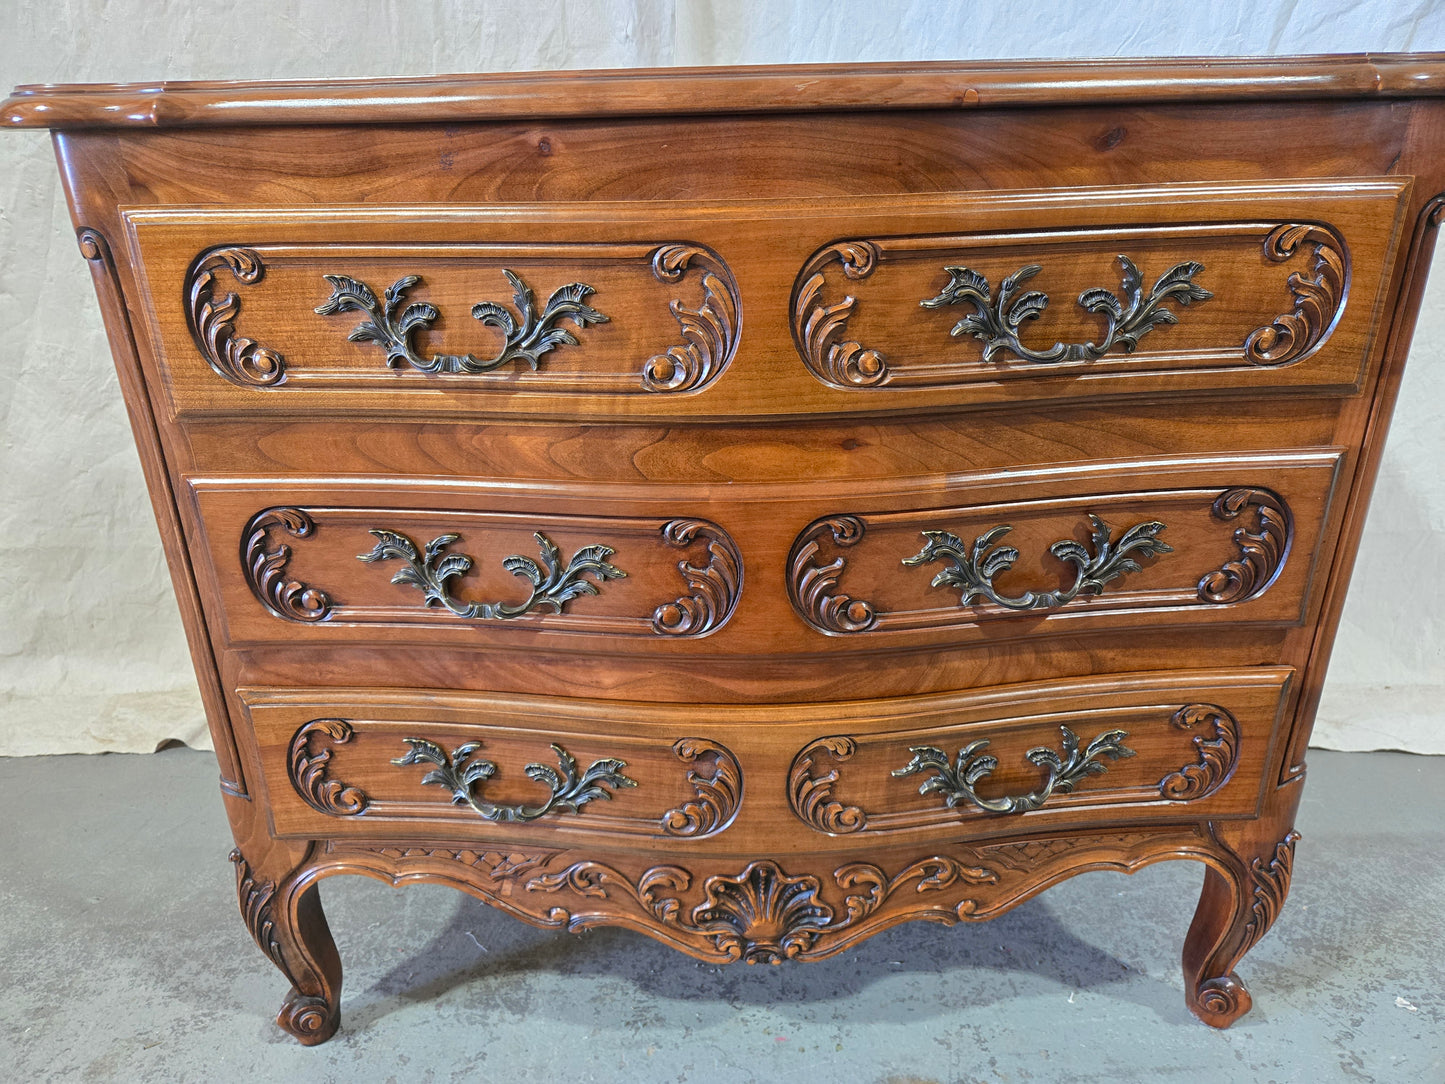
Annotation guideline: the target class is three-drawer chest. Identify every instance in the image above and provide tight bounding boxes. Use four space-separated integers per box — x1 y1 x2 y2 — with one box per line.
6 54 1443 1043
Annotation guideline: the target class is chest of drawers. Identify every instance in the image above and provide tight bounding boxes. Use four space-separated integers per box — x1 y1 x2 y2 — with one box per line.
7 55 1443 1044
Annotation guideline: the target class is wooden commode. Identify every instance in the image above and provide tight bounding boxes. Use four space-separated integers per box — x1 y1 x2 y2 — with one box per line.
5 55 1442 1043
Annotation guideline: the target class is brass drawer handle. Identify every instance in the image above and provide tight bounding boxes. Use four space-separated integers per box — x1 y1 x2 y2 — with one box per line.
920 256 1211 364
315 269 607 375
358 528 626 619
903 514 1171 611
894 725 1136 815
393 739 637 823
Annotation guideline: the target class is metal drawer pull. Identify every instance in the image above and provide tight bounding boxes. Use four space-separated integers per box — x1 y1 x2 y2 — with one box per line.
920 256 1211 364
903 514 1171 611
315 269 607 375
894 725 1135 815
359 528 625 619
393 739 637 823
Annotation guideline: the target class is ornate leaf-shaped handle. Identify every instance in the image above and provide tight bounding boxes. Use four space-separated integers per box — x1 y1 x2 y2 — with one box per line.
316 269 607 374
893 726 1136 815
921 255 1211 364
902 514 1172 611
392 739 637 823
358 528 626 620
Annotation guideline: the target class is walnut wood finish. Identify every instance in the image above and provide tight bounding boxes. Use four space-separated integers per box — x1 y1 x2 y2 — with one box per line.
8 54 1444 1043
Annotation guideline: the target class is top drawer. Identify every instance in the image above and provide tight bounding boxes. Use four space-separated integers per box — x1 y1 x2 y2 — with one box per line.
122 179 1409 421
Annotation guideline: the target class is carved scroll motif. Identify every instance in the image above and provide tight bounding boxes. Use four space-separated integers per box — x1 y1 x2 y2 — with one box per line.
642 245 740 392
791 241 888 386
786 516 877 633
287 720 370 816
788 737 866 834
652 519 742 636
185 247 287 386
661 739 742 837
1245 225 1348 365
241 508 333 622
1159 705 1241 801
1197 488 1293 604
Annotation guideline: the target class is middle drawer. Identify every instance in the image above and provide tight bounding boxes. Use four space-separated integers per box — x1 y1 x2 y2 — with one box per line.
185 449 1343 665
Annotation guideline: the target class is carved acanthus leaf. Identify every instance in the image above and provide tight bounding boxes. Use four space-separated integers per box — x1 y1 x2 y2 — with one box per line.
287 719 370 816
642 245 740 392
1198 488 1292 604
652 519 742 636
788 737 867 834
661 739 742 837
1242 831 1301 952
1245 224 1348 365
1159 705 1240 801
241 508 333 622
787 516 877 633
186 247 287 387
791 241 888 386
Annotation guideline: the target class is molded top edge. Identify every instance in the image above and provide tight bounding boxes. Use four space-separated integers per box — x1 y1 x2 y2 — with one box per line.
7 53 1445 129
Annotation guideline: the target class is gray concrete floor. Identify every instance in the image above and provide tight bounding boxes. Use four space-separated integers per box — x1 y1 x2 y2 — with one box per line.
2 749 1442 1083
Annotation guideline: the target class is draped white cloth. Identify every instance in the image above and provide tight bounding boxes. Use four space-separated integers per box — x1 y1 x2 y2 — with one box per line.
0 0 1441 754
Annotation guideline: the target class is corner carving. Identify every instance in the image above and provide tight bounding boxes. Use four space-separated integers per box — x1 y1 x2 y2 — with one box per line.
1158 705 1240 800
787 516 877 633
185 247 286 387
288 719 370 816
1197 488 1292 604
230 849 286 971
241 508 333 622
788 737 866 834
661 739 742 837
652 519 742 637
1242 831 1301 953
642 245 740 392
1245 224 1349 365
791 241 888 386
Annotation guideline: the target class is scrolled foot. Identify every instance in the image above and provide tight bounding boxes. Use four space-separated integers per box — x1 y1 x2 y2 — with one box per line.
278 988 338 1046
1189 973 1253 1028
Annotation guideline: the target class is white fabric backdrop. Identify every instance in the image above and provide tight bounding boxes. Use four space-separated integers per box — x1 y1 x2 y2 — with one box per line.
0 0 1441 755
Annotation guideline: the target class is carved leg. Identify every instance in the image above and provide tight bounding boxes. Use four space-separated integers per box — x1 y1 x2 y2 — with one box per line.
1183 797 1301 1027
231 846 342 1045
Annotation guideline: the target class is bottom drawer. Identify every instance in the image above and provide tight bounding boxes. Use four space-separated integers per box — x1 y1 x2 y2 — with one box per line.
240 666 1291 850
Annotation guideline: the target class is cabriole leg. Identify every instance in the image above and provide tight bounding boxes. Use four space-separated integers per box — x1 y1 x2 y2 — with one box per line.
1183 790 1302 1027
231 845 342 1045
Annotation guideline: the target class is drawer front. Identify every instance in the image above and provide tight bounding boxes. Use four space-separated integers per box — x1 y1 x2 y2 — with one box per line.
241 666 1289 849
124 178 1407 420
185 450 1341 659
